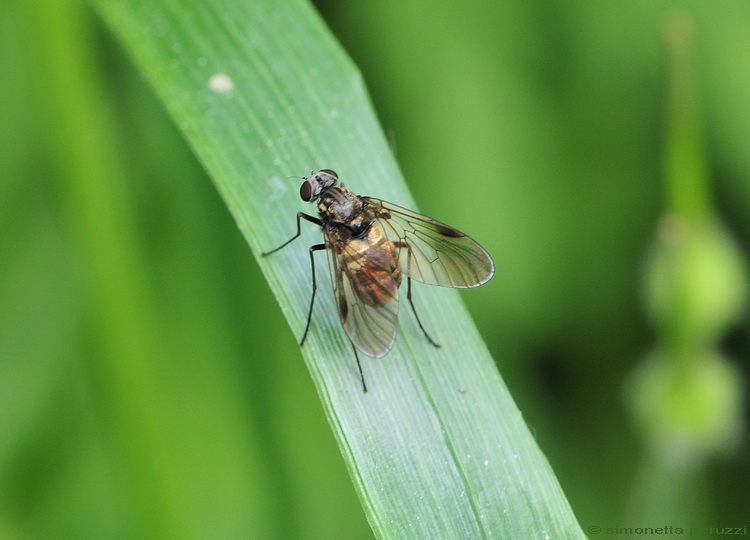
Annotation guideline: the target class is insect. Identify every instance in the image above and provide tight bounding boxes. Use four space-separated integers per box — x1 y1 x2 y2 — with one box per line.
262 169 494 392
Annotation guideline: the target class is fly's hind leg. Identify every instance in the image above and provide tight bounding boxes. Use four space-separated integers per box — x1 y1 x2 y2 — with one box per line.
406 276 441 349
350 341 368 393
395 241 441 349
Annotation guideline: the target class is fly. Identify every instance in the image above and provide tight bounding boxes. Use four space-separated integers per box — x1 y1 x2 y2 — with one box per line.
262 169 495 392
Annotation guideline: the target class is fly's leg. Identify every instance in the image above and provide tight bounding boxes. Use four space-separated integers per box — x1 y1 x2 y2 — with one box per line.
278 239 368 393
407 276 441 349
303 245 368 392
351 341 368 393
300 243 327 347
395 241 441 349
262 211 326 350
263 212 368 392
262 212 322 255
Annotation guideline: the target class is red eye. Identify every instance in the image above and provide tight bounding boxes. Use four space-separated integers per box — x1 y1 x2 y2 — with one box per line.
319 169 338 181
300 180 314 201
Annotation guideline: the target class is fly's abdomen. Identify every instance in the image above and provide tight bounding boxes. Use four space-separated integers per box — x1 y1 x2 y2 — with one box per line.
344 234 401 306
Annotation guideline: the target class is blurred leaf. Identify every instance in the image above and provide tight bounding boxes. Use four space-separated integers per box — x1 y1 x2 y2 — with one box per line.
16 0 274 537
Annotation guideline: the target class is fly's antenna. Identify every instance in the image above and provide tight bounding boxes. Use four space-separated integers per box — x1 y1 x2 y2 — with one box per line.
297 145 318 175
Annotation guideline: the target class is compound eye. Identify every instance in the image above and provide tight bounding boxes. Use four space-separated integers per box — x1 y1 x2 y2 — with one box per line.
300 180 314 201
318 169 338 181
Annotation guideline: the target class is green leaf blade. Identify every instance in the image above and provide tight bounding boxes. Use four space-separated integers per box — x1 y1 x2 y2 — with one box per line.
90 0 584 537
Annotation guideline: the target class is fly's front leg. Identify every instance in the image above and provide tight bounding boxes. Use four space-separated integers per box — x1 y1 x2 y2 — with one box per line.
395 240 441 349
300 243 327 347
262 212 322 256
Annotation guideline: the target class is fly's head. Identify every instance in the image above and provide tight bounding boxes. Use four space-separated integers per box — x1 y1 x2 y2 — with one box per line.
300 169 338 203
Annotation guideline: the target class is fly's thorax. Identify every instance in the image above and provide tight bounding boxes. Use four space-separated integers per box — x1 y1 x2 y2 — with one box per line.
318 186 373 231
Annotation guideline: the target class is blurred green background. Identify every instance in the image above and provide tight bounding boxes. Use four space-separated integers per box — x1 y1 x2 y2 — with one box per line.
2 0 748 538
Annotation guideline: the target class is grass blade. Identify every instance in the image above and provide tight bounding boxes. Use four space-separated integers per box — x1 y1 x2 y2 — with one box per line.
90 0 584 536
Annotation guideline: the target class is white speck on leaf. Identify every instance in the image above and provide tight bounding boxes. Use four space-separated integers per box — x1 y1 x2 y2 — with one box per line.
208 73 234 95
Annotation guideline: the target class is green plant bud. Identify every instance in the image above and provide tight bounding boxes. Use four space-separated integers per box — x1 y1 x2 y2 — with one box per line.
644 217 748 350
627 349 743 463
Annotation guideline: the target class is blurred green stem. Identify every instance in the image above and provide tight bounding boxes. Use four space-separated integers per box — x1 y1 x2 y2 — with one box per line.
663 11 711 222
627 10 746 524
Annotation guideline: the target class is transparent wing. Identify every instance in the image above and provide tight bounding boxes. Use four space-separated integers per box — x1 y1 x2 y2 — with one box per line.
364 197 495 288
325 231 400 358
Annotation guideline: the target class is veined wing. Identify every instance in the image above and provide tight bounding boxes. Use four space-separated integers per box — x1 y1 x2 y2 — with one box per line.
364 197 495 288
325 227 401 358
